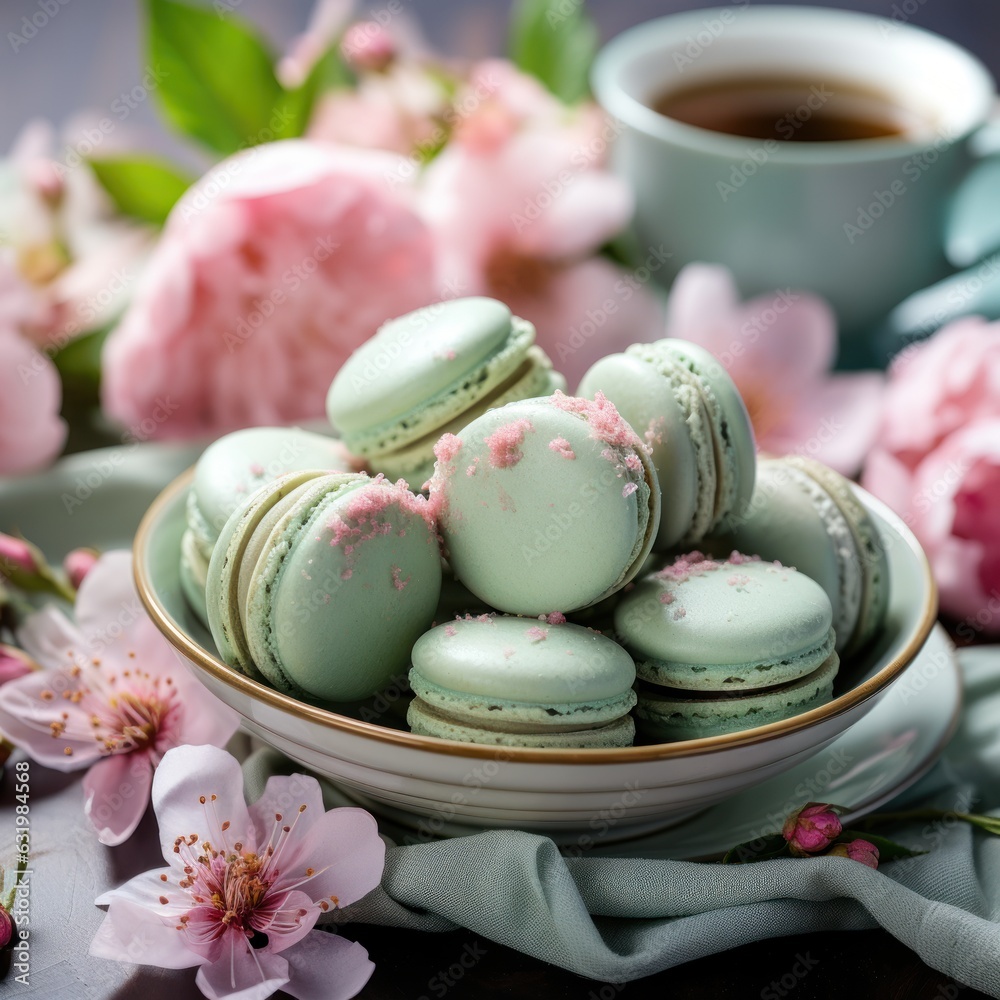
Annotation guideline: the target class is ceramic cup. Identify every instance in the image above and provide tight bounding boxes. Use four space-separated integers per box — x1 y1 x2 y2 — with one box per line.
592 5 995 353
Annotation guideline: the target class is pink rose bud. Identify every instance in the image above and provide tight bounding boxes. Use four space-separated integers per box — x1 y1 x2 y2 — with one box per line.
0 645 35 685
341 22 396 72
0 535 38 577
828 838 880 869
782 802 843 857
63 548 100 591
0 905 11 949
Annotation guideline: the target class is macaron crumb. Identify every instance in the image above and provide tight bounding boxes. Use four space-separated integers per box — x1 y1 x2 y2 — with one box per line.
526 626 548 643
548 437 576 460
485 419 534 469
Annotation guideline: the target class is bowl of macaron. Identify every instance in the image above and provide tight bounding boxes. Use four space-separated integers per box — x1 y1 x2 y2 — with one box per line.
134 296 937 842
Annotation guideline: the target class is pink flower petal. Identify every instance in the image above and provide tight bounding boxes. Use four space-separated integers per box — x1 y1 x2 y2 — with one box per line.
72 550 138 639
663 263 740 347
17 604 84 666
861 448 916 520
516 256 666 390
195 935 289 1000
83 751 154 846
273 807 384 909
90 892 203 969
152 745 255 866
281 930 375 1000
0 666 103 769
254 888 318 954
765 372 884 476
168 663 240 749
248 772 328 843
0 325 65 474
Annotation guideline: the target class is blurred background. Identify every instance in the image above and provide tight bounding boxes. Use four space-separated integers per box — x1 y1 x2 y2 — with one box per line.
3 0 997 156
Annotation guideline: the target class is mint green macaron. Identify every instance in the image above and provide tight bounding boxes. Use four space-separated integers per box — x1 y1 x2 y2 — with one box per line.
429 392 660 616
326 297 564 488
407 615 637 748
614 551 838 741
714 456 888 656
578 339 755 548
206 470 441 702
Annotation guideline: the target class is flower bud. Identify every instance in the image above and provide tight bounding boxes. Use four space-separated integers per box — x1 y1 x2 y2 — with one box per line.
0 905 11 949
63 548 100 591
0 645 35 685
341 22 396 73
828 838 880 869
0 535 39 577
782 802 842 856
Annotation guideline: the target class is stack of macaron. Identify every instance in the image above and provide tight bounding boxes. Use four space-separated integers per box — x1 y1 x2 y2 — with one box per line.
188 295 888 748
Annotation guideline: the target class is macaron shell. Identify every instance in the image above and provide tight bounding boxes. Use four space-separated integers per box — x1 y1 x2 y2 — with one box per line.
328 298 516 435
784 455 890 655
370 349 565 488
434 396 659 615
206 470 326 682
191 427 351 551
720 460 863 654
247 477 442 702
614 556 834 690
577 353 699 550
410 616 636 707
179 528 209 625
407 699 636 748
634 651 839 742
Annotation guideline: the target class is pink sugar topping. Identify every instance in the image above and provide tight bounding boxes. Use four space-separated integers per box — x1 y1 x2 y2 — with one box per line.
673 607 687 620
551 390 642 452
542 611 567 625
249 462 265 476
466 458 479 477
658 590 675 605
526 626 548 643
644 416 665 448
622 482 638 498
434 433 463 465
655 550 765 587
484 418 533 469
727 574 751 589
625 454 642 472
503 647 516 660
548 437 576 460
391 564 410 591
444 624 458 638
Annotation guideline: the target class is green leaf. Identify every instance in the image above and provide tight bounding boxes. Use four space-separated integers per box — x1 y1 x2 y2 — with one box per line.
89 156 193 226
722 833 791 865
509 0 599 104
272 44 353 141
838 831 927 864
147 0 284 154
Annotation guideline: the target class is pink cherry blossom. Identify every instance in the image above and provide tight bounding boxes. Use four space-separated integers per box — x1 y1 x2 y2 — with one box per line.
101 140 437 441
0 119 153 350
417 60 664 388
782 802 842 856
0 552 239 845
827 838 880 869
0 325 66 475
0 644 35 685
91 744 383 1000
665 264 884 476
63 547 100 590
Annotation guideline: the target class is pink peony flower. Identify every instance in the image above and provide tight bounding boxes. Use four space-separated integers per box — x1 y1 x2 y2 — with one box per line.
828 838 880 869
63 547 100 590
665 264 884 476
0 119 153 350
417 60 664 388
101 140 437 440
862 318 1000 631
91 744 383 1000
0 325 66 474
782 803 843 857
0 552 239 845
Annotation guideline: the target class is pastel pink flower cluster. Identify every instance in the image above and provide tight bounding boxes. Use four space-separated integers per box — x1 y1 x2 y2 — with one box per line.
862 317 1000 634
101 57 664 440
665 264 884 476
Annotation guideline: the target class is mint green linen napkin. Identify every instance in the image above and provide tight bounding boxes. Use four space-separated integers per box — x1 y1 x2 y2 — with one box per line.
242 647 1000 997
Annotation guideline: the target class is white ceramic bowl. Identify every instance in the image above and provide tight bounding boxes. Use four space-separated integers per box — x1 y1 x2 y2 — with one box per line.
135 471 937 842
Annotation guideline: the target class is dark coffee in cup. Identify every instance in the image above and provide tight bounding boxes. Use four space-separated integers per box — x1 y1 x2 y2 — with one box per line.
653 76 930 143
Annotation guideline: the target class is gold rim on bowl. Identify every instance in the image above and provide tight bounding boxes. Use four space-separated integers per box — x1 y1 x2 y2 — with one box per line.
134 469 939 764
